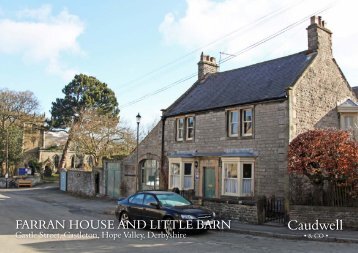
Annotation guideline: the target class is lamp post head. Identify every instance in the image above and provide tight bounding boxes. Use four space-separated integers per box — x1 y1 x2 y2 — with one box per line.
136 113 141 124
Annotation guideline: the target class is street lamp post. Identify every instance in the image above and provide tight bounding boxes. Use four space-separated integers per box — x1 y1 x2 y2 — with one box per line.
5 128 9 189
136 113 141 192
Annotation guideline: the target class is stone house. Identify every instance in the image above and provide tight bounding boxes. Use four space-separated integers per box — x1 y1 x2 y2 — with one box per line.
122 16 357 221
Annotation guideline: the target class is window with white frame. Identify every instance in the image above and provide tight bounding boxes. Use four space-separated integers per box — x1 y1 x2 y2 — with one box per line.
183 163 193 189
223 163 238 194
228 111 239 136
168 159 194 190
176 118 185 141
242 108 253 136
222 159 254 196
343 115 354 130
227 108 254 137
242 163 253 195
141 160 159 187
170 163 180 189
186 117 194 140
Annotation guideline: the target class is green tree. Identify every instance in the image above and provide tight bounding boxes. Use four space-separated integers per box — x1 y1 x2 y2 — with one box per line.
0 126 23 174
49 74 119 170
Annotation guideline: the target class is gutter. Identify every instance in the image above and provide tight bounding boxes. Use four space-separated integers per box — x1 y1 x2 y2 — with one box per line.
164 96 287 118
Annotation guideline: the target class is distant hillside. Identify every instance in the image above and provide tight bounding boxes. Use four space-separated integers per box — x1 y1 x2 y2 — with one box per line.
44 131 68 149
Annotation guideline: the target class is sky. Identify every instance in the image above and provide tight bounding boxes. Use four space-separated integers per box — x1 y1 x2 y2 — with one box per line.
0 0 357 129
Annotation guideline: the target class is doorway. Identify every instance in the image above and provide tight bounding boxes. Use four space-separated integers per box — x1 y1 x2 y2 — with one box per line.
203 167 215 198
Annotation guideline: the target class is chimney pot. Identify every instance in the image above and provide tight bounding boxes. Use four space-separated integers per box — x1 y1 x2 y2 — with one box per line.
310 16 316 25
307 16 332 54
197 53 219 80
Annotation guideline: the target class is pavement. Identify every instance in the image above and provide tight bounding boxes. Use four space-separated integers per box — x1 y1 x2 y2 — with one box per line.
4 183 357 244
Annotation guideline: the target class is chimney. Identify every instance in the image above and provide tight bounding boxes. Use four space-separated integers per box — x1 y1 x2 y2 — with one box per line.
198 52 219 80
307 16 332 55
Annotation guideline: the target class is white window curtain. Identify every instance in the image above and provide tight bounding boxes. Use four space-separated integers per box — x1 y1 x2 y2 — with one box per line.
242 179 252 194
223 163 238 194
171 175 180 188
183 163 193 189
170 163 180 189
242 163 253 194
224 178 238 193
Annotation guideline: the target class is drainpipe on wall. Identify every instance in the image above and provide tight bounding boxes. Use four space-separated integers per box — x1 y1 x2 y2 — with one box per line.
160 110 167 190
285 87 295 223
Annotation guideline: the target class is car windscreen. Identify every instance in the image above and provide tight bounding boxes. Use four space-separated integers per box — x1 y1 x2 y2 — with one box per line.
156 193 191 207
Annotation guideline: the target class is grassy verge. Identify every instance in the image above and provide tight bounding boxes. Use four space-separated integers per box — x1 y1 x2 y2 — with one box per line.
43 174 60 183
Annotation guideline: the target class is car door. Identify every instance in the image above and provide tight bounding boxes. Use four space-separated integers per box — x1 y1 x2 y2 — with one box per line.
127 193 145 220
142 194 163 223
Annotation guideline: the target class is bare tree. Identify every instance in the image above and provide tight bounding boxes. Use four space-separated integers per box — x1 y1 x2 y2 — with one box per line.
71 110 136 168
0 89 40 175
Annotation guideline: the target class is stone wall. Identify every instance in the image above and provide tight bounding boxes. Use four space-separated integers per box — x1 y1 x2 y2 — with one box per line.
290 205 358 229
203 199 258 224
67 170 95 196
164 100 289 197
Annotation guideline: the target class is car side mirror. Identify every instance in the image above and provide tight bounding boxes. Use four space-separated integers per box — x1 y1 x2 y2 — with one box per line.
149 202 159 208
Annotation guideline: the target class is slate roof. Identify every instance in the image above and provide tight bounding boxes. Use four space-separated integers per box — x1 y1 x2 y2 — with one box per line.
164 51 317 117
352 87 358 98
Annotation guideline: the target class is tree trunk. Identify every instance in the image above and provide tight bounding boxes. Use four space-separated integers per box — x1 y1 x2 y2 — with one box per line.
58 128 74 172
312 183 324 205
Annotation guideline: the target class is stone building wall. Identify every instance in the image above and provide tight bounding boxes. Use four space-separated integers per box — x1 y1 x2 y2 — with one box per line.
122 121 163 195
22 120 45 152
164 100 289 197
290 18 357 139
39 150 73 168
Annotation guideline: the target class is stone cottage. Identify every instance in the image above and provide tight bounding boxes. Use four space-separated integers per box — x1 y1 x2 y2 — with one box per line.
122 16 357 221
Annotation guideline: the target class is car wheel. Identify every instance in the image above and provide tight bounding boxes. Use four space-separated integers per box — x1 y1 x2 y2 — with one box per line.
164 218 175 236
119 211 130 225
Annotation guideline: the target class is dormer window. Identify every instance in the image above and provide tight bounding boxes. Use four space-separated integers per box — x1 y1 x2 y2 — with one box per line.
343 115 354 130
337 99 358 133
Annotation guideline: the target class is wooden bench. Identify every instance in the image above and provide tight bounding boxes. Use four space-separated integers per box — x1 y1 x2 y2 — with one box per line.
17 179 32 188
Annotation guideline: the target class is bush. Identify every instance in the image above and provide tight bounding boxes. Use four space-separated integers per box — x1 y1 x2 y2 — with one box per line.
28 159 42 175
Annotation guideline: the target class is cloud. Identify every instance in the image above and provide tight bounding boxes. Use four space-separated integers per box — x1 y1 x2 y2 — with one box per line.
159 0 358 84
0 5 84 80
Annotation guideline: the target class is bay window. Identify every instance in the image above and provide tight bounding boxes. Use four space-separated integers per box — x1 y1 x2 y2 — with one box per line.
168 159 194 190
170 163 180 189
183 163 193 189
223 163 238 194
242 163 253 194
222 158 254 196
